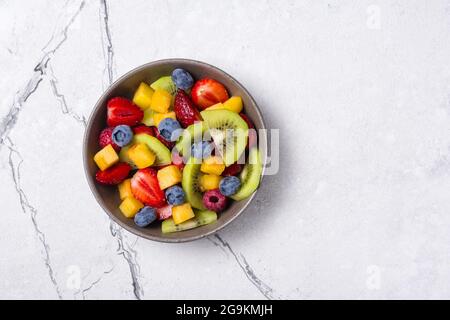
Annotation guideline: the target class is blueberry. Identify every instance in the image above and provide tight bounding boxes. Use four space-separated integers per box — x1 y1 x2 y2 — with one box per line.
112 125 133 147
191 141 213 159
219 176 241 196
165 185 185 205
158 118 182 142
171 68 194 90
134 206 157 227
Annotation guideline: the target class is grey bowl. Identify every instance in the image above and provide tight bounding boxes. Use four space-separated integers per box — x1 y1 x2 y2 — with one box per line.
83 58 267 242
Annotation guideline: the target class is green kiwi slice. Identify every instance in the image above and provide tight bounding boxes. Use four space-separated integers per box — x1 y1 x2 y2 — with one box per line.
200 109 248 167
161 210 217 233
231 148 263 201
182 158 206 210
119 133 172 167
150 76 177 95
174 122 207 157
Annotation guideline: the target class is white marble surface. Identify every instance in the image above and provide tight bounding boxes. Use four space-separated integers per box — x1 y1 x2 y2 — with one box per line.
1 0 450 300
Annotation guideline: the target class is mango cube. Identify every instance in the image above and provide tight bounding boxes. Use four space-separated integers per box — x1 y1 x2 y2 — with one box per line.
201 156 225 175
128 143 156 169
172 203 195 224
118 179 133 200
133 82 154 110
199 174 221 191
150 89 172 113
223 96 243 113
153 111 176 127
94 144 119 171
119 197 144 218
206 102 224 110
157 165 182 190
142 108 156 126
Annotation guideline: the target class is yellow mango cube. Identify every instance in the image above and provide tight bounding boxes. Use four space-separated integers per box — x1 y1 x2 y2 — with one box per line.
200 156 225 175
206 102 224 110
150 89 172 113
133 82 154 110
223 96 243 113
153 111 176 127
157 165 182 190
128 143 156 169
199 174 221 191
172 203 195 224
118 179 133 200
119 197 144 218
94 144 119 171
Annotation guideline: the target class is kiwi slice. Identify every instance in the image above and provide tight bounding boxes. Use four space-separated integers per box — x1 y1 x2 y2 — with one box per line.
175 122 207 157
150 76 177 95
231 148 263 201
182 158 206 210
119 133 171 166
142 108 156 126
200 109 248 167
161 210 217 233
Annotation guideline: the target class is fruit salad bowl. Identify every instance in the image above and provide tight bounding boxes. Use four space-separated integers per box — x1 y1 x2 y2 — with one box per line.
83 58 267 242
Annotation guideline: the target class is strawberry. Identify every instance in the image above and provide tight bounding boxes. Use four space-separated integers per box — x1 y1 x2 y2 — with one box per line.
191 78 229 110
131 168 166 208
156 130 175 149
222 163 243 176
95 162 131 185
156 205 173 220
99 127 120 151
171 151 185 171
133 125 156 136
174 89 202 128
240 113 257 149
107 97 143 127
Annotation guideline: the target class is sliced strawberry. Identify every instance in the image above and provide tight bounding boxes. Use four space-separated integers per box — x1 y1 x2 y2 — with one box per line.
191 78 229 110
156 130 175 149
99 127 120 151
133 125 156 136
156 205 173 220
131 168 166 208
240 113 257 149
107 97 143 127
174 89 202 128
95 162 131 185
222 163 243 176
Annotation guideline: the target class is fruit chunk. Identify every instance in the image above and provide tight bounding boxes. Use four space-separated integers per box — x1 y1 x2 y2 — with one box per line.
161 210 217 233
131 168 166 207
158 118 182 142
150 76 176 95
107 97 143 127
120 133 171 167
156 205 172 220
165 185 185 205
142 108 156 126
219 176 241 196
119 197 144 218
199 174 221 191
133 125 155 136
127 143 156 169
174 89 202 128
153 111 176 127
200 109 248 167
231 148 262 201
150 89 171 113
172 203 195 224
201 156 225 175
240 113 257 149
112 125 133 147
175 122 207 157
133 82 154 110
99 127 120 151
222 163 243 176
203 189 228 212
118 179 133 200
172 68 194 90
94 144 119 170
157 165 182 190
182 159 206 210
134 206 157 227
191 78 229 110
95 162 131 185
206 96 243 113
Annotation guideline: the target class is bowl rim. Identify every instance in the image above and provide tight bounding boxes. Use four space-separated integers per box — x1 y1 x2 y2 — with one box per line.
83 58 267 243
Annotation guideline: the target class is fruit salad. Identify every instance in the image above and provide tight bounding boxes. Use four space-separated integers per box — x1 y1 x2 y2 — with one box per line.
92 68 262 234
